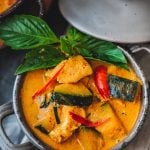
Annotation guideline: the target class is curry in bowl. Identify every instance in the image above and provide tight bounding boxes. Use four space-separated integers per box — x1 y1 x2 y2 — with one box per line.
21 55 141 150
0 15 143 150
0 0 16 14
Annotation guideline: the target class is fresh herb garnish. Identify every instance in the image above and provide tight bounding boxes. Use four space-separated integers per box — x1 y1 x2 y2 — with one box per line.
0 15 129 74
0 15 59 50
16 46 66 74
61 27 128 70
35 125 49 134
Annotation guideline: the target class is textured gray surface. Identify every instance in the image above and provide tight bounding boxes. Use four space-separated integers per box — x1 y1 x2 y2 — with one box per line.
0 49 24 105
59 0 150 43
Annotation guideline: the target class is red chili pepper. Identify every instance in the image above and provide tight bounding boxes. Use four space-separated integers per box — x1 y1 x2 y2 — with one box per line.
32 63 65 99
94 65 110 101
69 112 110 127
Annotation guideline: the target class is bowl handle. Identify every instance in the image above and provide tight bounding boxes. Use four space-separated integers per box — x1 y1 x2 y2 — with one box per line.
129 44 150 94
0 102 34 150
129 45 150 54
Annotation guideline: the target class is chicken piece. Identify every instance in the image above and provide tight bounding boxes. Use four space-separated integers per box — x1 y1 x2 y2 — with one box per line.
57 55 93 83
44 60 66 80
49 106 86 143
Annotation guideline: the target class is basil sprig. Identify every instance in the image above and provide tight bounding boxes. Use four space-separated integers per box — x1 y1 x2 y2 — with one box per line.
16 46 66 74
0 15 128 74
0 15 59 50
60 27 128 70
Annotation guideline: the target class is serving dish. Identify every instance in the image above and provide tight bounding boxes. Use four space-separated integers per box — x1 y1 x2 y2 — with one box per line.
0 47 148 150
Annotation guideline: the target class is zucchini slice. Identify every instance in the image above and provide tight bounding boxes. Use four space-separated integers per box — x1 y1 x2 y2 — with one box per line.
51 83 93 106
108 74 138 101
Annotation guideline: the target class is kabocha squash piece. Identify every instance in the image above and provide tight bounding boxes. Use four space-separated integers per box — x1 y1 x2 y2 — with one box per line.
86 102 126 141
49 106 86 143
76 127 105 150
34 113 54 133
108 74 138 101
57 55 93 83
51 83 93 106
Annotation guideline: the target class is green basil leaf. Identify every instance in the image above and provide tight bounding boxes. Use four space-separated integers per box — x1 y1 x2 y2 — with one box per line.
16 46 66 74
62 27 128 70
0 15 59 50
60 37 73 56
83 48 129 70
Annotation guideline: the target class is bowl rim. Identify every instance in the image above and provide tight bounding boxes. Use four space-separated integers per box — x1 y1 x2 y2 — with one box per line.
13 48 149 150
0 0 24 19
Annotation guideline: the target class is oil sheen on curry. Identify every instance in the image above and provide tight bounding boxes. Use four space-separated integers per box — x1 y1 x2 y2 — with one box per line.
0 0 16 14
21 55 142 150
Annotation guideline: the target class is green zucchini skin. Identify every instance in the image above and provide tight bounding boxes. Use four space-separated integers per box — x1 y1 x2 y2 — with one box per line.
51 92 93 106
35 125 49 135
108 74 138 101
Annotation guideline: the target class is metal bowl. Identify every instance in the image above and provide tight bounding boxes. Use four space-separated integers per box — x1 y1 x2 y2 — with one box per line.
0 48 149 150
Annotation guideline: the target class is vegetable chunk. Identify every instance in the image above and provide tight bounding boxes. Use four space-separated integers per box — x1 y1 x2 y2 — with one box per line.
54 82 92 96
76 127 105 150
108 74 138 101
57 55 93 83
51 83 93 106
87 102 126 141
34 111 55 133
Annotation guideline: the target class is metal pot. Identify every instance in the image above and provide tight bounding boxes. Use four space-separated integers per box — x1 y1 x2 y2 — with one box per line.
0 47 149 150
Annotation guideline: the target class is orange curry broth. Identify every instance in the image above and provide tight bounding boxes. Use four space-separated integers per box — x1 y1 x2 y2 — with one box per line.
20 61 141 150
0 0 16 14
